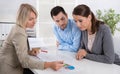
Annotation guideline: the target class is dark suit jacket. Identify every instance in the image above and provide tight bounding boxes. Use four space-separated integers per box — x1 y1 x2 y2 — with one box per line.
80 24 120 65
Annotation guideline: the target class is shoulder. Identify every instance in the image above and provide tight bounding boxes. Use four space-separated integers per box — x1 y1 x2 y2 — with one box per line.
98 24 111 33
53 24 59 33
97 24 113 38
70 19 81 32
68 19 79 28
52 23 58 29
4 25 27 45
12 25 27 38
68 19 76 26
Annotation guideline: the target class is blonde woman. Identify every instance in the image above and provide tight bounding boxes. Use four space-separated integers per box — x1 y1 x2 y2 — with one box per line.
0 4 63 74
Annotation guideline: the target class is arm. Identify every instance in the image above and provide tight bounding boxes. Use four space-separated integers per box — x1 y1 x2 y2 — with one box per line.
13 33 64 70
53 26 81 52
53 26 64 44
12 33 44 69
85 26 115 64
44 61 64 71
58 29 81 52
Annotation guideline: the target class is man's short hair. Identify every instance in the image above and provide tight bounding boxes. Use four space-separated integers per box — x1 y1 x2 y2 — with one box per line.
50 6 66 18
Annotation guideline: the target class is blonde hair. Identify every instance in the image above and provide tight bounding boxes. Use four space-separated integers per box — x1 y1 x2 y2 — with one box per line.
16 3 38 28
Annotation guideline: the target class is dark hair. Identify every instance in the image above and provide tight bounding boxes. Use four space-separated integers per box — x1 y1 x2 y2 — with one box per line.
72 4 104 34
50 6 66 18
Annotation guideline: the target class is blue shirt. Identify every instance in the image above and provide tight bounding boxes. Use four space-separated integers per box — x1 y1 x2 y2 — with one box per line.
53 19 81 52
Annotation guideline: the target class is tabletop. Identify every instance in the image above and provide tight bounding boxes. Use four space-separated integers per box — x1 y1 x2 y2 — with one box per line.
31 46 120 74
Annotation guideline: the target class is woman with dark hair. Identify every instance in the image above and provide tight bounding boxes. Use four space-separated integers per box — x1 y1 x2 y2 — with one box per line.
72 4 120 65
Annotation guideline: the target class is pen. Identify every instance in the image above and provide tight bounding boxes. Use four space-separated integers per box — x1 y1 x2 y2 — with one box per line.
41 50 48 53
32 47 48 53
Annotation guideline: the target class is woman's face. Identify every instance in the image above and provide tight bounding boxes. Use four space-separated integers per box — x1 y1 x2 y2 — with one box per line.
26 12 37 28
73 15 91 31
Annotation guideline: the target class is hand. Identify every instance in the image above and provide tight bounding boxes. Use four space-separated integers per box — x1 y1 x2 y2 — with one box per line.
44 61 64 71
56 41 59 47
76 49 87 60
50 61 64 71
29 48 40 56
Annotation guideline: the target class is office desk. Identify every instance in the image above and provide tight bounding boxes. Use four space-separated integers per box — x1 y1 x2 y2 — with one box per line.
31 46 120 74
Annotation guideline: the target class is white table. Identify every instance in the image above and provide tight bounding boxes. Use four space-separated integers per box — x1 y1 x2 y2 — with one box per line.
31 46 120 74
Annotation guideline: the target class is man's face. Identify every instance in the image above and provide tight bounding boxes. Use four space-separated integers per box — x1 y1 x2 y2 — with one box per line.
53 12 68 30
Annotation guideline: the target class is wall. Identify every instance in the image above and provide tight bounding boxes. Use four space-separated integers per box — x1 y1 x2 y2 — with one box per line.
0 0 120 49
0 0 38 46
37 0 120 38
0 0 37 22
36 0 120 47
77 0 120 14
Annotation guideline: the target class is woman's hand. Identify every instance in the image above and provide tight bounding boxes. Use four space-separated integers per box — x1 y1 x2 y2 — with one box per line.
29 48 40 56
44 61 64 71
76 49 87 60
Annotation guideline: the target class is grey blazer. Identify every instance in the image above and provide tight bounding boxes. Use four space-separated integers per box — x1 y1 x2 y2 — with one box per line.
80 24 120 65
0 25 44 74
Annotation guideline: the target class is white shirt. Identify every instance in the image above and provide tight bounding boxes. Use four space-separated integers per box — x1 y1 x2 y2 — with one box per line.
88 33 96 51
